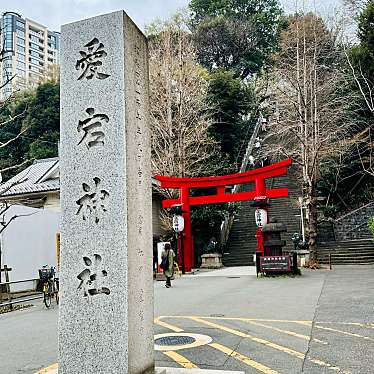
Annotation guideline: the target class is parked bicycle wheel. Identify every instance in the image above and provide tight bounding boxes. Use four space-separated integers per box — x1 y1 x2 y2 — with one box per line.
44 291 52 308
55 278 59 305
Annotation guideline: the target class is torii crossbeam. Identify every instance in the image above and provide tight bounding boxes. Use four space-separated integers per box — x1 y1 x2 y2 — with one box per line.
155 158 293 272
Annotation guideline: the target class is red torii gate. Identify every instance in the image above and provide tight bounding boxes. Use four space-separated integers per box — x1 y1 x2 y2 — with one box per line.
155 158 293 272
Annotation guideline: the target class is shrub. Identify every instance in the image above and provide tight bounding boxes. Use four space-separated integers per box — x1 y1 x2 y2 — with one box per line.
369 217 374 238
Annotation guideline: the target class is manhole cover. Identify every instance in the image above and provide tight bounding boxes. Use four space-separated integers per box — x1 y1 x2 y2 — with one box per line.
210 313 225 317
226 276 240 279
155 335 196 346
154 332 213 351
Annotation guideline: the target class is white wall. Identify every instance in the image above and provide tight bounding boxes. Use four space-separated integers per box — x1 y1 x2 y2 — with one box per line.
1 205 60 289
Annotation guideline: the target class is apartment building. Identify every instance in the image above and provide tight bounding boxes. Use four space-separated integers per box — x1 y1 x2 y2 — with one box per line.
0 11 60 100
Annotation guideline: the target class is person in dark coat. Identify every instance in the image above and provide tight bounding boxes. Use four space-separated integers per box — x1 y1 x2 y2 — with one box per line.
161 243 175 288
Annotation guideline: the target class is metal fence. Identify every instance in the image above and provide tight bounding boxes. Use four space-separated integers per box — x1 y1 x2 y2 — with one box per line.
0 278 43 308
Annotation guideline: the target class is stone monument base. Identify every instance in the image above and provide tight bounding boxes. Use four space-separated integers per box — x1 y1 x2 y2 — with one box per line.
200 253 223 269
283 250 310 267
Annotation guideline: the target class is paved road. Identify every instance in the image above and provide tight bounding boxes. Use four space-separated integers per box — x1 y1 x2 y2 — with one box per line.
1 266 374 373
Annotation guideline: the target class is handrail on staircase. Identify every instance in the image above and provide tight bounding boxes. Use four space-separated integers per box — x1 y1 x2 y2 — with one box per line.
343 220 371 235
220 114 264 250
335 201 374 222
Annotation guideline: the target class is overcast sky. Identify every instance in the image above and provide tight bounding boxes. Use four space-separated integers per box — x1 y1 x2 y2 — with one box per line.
0 0 344 32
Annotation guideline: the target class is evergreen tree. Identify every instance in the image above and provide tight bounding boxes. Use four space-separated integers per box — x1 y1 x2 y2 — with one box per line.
0 82 60 180
207 69 256 166
190 0 284 169
190 0 283 79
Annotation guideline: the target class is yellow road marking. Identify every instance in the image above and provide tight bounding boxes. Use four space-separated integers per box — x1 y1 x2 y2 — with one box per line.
154 317 184 332
294 321 313 327
206 316 313 325
209 343 281 374
188 317 342 372
319 321 374 330
241 320 327 345
315 325 374 342
34 363 58 374
156 317 282 374
189 317 304 358
162 315 313 325
163 351 198 368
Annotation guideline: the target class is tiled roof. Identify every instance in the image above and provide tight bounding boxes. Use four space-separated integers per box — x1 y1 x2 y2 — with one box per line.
0 157 159 198
0 158 59 197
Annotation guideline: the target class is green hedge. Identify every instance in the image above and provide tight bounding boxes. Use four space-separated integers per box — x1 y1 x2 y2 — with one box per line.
369 217 374 238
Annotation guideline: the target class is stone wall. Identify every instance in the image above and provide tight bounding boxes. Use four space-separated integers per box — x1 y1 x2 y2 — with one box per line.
334 202 374 240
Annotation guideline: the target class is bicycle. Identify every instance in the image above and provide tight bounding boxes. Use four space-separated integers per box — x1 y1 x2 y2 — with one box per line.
39 266 59 308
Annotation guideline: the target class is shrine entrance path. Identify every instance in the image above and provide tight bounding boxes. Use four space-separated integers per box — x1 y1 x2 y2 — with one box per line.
1 266 374 374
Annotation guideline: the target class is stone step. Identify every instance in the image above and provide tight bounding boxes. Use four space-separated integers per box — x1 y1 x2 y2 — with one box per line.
319 239 373 244
317 248 374 255
319 240 373 245
226 246 256 250
318 244 373 250
318 246 374 251
223 261 254 267
318 245 374 250
318 242 374 247
316 238 374 265
319 260 374 265
317 248 374 256
317 245 374 252
319 256 374 260
223 251 255 256
224 168 301 266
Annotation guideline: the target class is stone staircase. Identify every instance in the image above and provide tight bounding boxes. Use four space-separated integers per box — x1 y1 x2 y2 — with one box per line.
222 168 301 267
222 193 257 267
317 239 374 265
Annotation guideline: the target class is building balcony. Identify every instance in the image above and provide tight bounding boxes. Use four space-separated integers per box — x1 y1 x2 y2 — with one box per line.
28 28 45 37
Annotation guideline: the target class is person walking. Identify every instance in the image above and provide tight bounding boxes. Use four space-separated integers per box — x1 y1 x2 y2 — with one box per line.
161 243 175 288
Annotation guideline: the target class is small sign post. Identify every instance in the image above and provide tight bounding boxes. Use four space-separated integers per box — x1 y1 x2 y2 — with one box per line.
0 265 13 307
56 232 61 271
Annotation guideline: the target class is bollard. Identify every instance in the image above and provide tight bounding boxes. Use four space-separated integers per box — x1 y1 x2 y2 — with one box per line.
255 251 261 277
4 265 13 310
292 252 298 275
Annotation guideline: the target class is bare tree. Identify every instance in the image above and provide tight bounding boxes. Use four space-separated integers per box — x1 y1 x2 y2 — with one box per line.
343 0 369 16
344 49 374 177
147 15 220 200
264 13 355 258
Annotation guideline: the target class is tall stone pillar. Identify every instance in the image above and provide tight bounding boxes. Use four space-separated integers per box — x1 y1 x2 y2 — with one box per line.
59 11 153 374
